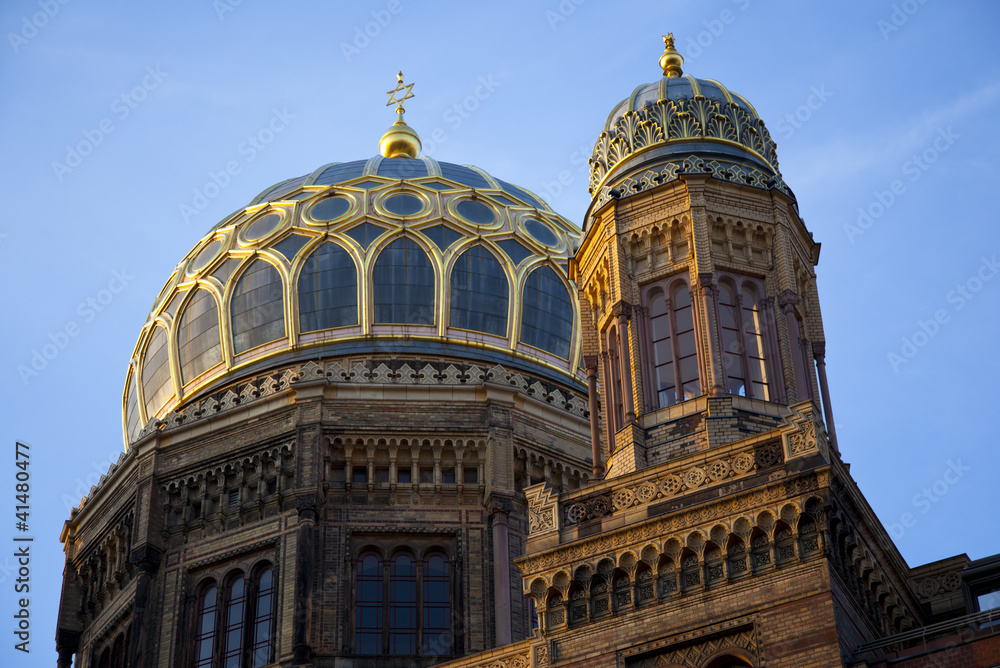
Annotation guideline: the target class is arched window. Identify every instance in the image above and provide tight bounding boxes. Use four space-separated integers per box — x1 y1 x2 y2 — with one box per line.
423 553 451 655
449 245 509 337
110 634 125 668
355 552 383 655
191 566 276 668
353 546 454 656
298 242 359 332
389 553 417 654
178 288 223 385
520 265 573 359
373 237 436 325
250 567 275 667
231 259 286 354
222 576 247 668
645 280 701 408
194 585 219 668
718 276 773 400
608 324 624 432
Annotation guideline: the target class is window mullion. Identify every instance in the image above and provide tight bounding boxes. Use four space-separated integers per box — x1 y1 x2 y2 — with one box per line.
416 559 424 654
667 298 683 398
382 560 390 654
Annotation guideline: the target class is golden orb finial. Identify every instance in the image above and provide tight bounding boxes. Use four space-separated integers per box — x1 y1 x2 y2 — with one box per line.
379 71 421 159
659 33 684 78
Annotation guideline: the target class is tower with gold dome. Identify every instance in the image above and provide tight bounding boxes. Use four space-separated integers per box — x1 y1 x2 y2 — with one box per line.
57 42 1000 668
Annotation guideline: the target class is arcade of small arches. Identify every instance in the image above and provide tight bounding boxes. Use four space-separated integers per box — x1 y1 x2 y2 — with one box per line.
523 500 826 631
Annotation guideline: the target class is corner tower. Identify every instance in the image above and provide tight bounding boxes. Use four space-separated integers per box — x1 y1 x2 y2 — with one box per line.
573 34 836 477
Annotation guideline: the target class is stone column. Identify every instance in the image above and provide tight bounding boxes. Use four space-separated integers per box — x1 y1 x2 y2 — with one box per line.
127 547 161 667
292 498 317 665
584 355 603 478
812 342 840 453
697 273 726 396
489 499 512 646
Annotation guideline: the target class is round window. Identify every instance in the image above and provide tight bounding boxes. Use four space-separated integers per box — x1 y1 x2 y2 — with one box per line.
243 213 282 241
524 218 559 247
310 196 352 222
383 193 424 216
456 199 495 225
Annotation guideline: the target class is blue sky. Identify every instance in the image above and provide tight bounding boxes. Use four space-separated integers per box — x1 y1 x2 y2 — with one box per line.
1 0 998 664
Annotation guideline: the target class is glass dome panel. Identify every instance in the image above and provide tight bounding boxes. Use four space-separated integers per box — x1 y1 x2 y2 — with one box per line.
373 238 435 325
125 372 141 442
177 288 223 385
313 161 366 186
440 163 491 189
244 213 282 241
496 239 533 266
524 219 559 247
450 246 509 337
377 158 428 179
298 242 359 332
456 199 496 225
520 266 573 359
141 326 173 418
271 234 311 262
345 222 386 250
231 260 286 354
422 225 462 252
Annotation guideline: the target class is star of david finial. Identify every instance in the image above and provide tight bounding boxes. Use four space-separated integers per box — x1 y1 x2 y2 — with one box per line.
663 33 675 50
386 71 415 114
659 32 684 78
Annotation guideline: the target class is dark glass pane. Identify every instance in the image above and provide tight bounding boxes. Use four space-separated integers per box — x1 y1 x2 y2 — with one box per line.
373 238 436 324
456 199 496 225
251 569 274 668
463 467 478 484
419 468 433 483
389 554 417 655
397 469 411 483
231 260 286 354
178 289 223 385
298 242 359 332
440 162 491 189
677 330 697 358
719 303 737 329
673 284 691 308
674 304 693 333
657 362 675 391
650 315 671 347
524 219 558 247
383 194 424 216
420 181 453 191
195 586 218 668
679 355 699 384
345 222 386 250
653 339 672 365
356 554 383 655
496 239 533 266
423 554 450 656
125 374 140 442
449 246 509 337
490 194 517 206
313 161 366 186
442 468 455 484
223 578 246 668
377 157 428 179
422 225 462 252
682 379 701 400
497 179 545 209
520 266 573 359
310 196 352 222
272 234 311 261
141 327 172 418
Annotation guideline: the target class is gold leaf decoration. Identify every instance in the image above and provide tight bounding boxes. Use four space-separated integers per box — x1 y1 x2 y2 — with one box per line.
634 120 665 150
646 100 679 136
669 113 701 140
617 111 643 152
608 136 631 166
706 114 737 142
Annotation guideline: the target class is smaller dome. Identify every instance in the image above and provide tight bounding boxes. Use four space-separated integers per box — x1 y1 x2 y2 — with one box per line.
586 38 795 227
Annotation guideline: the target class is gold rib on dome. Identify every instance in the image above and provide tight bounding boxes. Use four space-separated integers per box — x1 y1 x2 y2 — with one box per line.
379 71 422 159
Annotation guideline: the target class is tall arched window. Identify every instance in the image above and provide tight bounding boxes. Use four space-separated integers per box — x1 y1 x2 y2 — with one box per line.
423 553 450 655
222 577 246 668
607 325 624 432
389 553 417 654
356 552 383 655
718 276 771 400
191 565 275 668
194 585 219 668
141 326 173 419
250 567 275 667
520 265 573 359
231 259 286 354
373 237 436 324
645 280 700 408
298 242 359 332
449 245 509 336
